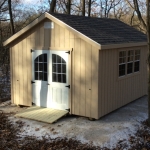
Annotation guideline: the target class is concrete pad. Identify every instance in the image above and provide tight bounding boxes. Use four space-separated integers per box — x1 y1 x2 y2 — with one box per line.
15 106 68 123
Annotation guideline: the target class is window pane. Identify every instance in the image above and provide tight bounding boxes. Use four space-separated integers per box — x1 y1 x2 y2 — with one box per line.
135 50 140 55
39 72 43 80
44 54 47 62
62 64 66 73
119 64 125 76
58 74 61 82
57 55 61 63
57 64 61 73
35 57 38 63
62 74 66 83
128 56 133 62
52 64 56 72
62 58 66 63
119 51 126 57
52 54 56 63
128 50 133 56
35 63 38 71
127 63 133 74
39 63 43 71
44 63 47 72
44 73 47 81
39 55 43 62
35 72 38 80
52 73 57 82
135 55 140 61
134 61 140 72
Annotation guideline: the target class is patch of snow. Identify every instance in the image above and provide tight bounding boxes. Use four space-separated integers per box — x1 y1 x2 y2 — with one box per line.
4 96 148 149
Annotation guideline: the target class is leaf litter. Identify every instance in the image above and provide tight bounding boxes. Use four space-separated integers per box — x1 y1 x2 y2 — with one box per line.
1 110 150 150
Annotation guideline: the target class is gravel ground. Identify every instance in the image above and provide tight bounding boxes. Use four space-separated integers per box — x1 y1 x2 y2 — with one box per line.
0 96 148 149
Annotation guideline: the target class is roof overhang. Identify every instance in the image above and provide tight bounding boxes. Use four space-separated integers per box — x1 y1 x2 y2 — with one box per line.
3 12 100 49
100 42 147 50
3 12 147 50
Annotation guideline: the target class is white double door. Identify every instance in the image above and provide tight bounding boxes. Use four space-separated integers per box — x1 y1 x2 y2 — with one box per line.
32 50 69 110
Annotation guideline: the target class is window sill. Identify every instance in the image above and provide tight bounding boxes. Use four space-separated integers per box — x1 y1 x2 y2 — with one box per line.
118 71 140 81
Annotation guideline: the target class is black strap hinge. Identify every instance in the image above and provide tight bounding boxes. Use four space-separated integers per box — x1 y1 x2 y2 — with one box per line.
31 49 34 53
31 81 35 84
66 108 70 112
65 51 70 54
65 85 70 88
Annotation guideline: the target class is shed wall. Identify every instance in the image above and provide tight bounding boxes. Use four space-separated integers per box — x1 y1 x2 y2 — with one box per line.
10 19 99 118
98 46 147 118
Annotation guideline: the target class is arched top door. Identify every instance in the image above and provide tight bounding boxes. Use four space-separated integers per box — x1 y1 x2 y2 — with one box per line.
52 54 66 83
34 53 47 81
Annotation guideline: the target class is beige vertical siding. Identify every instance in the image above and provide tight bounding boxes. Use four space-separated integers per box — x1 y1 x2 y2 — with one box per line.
10 48 13 104
9 18 147 119
98 47 147 118
9 19 99 118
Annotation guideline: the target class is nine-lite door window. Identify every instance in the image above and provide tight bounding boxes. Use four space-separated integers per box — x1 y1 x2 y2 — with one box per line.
119 50 140 77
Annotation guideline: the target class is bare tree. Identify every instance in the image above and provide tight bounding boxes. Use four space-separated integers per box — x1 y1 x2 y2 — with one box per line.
49 0 56 13
82 0 85 16
133 0 146 30
67 0 71 14
8 0 15 35
88 0 91 17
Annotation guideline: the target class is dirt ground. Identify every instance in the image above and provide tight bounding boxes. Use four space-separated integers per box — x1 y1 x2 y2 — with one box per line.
0 96 148 149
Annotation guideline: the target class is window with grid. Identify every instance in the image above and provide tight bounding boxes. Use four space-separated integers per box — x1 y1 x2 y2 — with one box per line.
127 50 134 74
134 50 140 72
119 51 126 77
119 50 140 77
52 54 66 83
34 54 47 81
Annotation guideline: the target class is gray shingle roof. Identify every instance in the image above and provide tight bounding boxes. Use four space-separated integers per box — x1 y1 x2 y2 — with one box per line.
50 13 147 45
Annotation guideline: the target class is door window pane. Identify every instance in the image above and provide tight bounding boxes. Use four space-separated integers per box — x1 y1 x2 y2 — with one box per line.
35 57 38 62
52 54 66 83
57 55 61 63
44 63 47 72
62 74 66 83
39 63 43 71
39 72 43 80
52 73 57 82
39 55 43 62
44 73 47 81
44 54 47 62
57 64 61 73
35 63 38 71
52 64 56 72
62 64 66 73
34 54 47 81
52 54 56 63
58 74 61 82
35 72 38 80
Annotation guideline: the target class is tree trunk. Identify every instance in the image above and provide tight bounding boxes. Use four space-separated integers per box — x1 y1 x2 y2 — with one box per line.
8 0 15 35
147 0 150 125
88 0 91 17
67 0 71 14
49 0 56 13
82 0 85 16
133 0 147 30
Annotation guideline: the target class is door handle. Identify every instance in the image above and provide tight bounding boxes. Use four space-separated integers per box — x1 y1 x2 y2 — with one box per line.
65 85 70 88
47 83 50 85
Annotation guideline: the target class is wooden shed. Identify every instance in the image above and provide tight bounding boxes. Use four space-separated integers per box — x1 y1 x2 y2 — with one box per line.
3 12 147 119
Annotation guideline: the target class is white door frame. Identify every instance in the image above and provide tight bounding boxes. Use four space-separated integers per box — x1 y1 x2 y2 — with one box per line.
31 49 72 112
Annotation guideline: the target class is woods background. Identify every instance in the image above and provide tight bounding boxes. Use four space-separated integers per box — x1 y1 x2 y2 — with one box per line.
0 0 147 100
